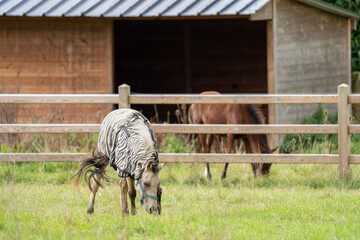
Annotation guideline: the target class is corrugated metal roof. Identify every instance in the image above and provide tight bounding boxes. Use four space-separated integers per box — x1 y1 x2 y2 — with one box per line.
0 0 271 17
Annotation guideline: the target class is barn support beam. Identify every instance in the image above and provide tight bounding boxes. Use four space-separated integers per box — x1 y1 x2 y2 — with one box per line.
183 24 193 93
338 84 350 179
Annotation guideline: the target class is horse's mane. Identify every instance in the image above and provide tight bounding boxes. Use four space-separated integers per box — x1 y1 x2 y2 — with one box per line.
246 104 270 153
246 104 266 124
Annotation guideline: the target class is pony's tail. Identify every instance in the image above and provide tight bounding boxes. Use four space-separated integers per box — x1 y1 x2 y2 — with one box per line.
246 104 271 154
71 150 110 192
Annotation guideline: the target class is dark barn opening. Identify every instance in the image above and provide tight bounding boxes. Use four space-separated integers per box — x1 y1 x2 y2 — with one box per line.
114 19 267 123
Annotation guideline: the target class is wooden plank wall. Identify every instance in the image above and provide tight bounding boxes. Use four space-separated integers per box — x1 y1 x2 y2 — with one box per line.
0 18 113 124
114 19 267 122
274 0 349 125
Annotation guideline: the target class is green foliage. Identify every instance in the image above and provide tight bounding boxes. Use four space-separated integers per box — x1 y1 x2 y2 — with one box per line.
280 105 338 153
321 0 360 71
0 133 98 153
159 134 195 153
280 105 360 153
0 133 98 185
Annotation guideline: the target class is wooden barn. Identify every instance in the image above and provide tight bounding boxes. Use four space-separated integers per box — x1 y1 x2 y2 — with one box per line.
0 0 359 125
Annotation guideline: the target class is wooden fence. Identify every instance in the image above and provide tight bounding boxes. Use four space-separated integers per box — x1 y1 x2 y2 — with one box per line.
1 83 360 179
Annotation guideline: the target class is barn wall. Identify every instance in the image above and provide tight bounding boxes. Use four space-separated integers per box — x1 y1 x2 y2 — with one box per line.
0 18 113 124
273 0 350 125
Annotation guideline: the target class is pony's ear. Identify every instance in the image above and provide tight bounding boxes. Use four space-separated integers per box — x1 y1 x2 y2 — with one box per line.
145 161 153 171
158 163 165 171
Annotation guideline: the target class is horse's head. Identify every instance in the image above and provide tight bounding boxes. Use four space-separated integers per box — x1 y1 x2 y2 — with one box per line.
136 162 164 215
252 146 278 177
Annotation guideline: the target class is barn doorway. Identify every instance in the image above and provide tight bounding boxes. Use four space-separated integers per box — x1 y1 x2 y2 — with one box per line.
113 19 267 122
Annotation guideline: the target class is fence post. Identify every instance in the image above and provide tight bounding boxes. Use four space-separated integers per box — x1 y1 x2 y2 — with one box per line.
338 83 350 179
119 84 130 109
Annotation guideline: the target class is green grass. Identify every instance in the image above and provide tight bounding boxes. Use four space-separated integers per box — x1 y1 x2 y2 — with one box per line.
2 163 360 239
1 123 360 239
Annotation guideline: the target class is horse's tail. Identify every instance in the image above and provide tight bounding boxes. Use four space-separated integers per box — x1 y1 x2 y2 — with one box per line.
71 150 110 192
246 104 271 154
188 106 194 124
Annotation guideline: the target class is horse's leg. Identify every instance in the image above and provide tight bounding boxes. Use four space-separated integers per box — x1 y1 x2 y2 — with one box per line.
127 178 137 215
247 135 262 177
261 134 273 176
120 178 129 215
206 134 215 179
261 163 272 176
243 139 257 175
199 133 212 180
87 172 102 214
221 134 234 180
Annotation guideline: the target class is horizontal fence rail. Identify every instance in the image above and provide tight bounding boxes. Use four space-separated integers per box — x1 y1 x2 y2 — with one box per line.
0 124 341 134
0 94 119 104
2 153 360 164
4 123 360 134
0 124 101 133
0 93 343 104
2 94 360 104
0 124 348 134
0 153 342 164
1 83 360 179
130 94 339 104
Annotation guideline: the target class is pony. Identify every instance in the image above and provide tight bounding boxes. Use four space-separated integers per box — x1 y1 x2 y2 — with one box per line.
72 109 164 215
188 91 275 180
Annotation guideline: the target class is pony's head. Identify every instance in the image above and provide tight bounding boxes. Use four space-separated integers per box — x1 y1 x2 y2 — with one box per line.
136 162 164 214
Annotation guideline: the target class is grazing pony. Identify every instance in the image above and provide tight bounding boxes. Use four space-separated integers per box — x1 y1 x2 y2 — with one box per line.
188 91 274 180
73 109 164 215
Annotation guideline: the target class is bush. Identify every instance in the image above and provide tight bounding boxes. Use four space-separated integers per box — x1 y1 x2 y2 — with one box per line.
158 134 195 153
321 0 360 72
280 104 360 153
280 105 338 153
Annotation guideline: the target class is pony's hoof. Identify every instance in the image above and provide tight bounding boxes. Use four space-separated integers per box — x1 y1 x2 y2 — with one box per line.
87 207 94 214
221 174 227 180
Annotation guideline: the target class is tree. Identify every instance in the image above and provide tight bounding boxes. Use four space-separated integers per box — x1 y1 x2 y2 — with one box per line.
321 0 360 72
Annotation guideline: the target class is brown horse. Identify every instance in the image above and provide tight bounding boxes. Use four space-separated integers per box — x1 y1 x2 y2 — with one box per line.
188 91 275 180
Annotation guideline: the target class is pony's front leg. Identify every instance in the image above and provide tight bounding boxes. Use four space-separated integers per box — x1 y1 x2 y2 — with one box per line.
120 178 129 215
127 178 137 215
87 173 102 214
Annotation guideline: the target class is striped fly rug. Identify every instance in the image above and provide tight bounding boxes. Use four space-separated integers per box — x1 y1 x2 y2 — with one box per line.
95 109 159 180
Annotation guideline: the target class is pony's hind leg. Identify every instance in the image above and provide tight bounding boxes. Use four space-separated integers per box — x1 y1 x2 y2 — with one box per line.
87 172 102 214
221 134 234 180
127 178 137 215
120 178 129 215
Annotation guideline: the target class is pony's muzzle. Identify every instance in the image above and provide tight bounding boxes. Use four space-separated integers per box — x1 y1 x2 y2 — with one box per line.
144 198 160 215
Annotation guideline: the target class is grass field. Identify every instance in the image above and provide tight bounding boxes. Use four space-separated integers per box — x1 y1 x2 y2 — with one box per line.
1 162 360 239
